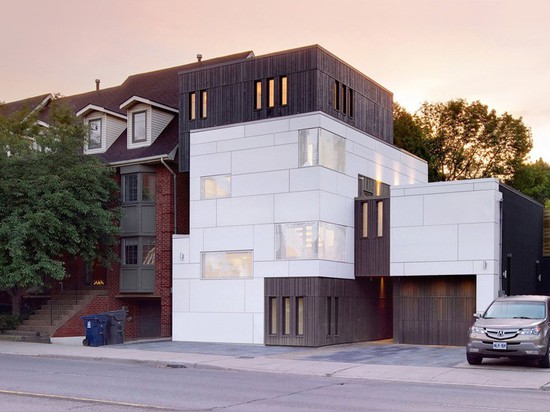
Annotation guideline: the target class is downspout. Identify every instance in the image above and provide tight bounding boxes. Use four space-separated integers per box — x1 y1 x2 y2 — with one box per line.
160 157 177 234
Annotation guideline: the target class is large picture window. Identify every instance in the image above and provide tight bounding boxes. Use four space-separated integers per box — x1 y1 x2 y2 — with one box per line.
88 118 102 149
275 221 346 262
299 128 345 172
201 251 253 279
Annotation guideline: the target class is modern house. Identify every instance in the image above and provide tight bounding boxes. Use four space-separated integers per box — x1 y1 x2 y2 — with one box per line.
1 45 547 346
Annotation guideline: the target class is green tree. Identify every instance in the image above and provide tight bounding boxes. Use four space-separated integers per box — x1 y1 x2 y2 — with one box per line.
0 105 120 316
414 99 532 182
506 158 550 206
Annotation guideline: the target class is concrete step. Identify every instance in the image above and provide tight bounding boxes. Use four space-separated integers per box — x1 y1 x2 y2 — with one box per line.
0 332 50 344
17 324 53 334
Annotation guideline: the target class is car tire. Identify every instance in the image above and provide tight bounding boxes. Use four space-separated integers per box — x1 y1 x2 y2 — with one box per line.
538 344 550 368
467 353 482 365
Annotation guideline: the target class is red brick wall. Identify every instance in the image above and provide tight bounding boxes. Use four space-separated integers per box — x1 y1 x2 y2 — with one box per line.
52 295 109 337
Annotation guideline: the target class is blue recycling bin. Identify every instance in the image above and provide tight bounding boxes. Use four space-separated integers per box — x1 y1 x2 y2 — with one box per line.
82 314 109 347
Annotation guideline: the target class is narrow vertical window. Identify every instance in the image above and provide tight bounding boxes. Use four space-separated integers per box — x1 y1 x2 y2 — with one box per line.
348 89 354 118
267 78 275 108
377 200 384 237
362 202 368 238
132 111 147 143
334 80 340 111
142 237 156 265
123 238 138 265
189 92 196 120
296 297 304 336
334 297 339 335
269 297 277 334
280 76 288 106
254 80 262 110
142 173 156 202
283 297 291 335
327 296 332 335
88 119 102 149
200 90 207 118
123 174 138 203
342 85 347 114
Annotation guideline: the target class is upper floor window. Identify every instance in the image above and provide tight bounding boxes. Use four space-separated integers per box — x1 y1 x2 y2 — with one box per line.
334 80 354 118
189 92 196 120
201 175 231 199
299 128 345 173
202 251 253 279
122 173 156 203
268 78 275 108
200 90 208 118
280 76 288 106
132 111 147 143
254 80 262 110
88 118 102 149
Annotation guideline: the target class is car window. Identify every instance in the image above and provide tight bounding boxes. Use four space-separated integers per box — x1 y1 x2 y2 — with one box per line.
484 301 546 319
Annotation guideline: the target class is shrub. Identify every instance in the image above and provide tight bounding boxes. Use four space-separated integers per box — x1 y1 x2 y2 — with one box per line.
0 314 20 332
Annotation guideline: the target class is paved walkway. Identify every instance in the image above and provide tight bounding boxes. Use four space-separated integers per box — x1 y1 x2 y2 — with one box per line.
1 339 549 390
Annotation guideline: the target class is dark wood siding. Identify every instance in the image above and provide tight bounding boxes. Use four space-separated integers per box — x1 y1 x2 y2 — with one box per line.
393 276 476 346
355 198 390 277
265 277 392 347
179 45 394 172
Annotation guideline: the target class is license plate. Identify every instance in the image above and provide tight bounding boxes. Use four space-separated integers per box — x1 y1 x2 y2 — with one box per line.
493 342 507 350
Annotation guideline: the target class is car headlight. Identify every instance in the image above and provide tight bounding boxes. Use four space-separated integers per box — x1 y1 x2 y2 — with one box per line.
519 326 541 335
471 326 485 334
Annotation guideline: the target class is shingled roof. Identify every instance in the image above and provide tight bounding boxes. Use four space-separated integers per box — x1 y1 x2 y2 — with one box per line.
0 93 52 118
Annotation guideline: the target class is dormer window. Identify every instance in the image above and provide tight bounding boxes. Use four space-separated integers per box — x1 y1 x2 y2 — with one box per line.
88 118 102 149
132 111 147 143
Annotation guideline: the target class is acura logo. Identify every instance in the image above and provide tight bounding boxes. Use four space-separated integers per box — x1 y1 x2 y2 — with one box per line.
498 330 504 337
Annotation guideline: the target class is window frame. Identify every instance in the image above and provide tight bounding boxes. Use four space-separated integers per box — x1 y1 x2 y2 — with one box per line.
189 92 196 120
88 118 103 150
200 90 208 119
267 78 275 108
201 251 253 279
280 76 288 106
254 80 262 110
132 110 147 143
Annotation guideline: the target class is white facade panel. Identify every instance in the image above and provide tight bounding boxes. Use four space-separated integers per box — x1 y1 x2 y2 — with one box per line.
244 278 264 313
217 195 274 226
190 200 217 229
244 117 290 136
392 225 459 262
319 261 354 279
172 312 255 343
193 124 245 144
403 260 474 276
203 225 254 251
253 224 275 261
189 229 204 264
476 274 500 312
274 191 320 223
217 134 274 153
288 113 321 131
253 313 264 344
172 263 200 279
458 223 498 261
172 236 190 265
289 260 321 277
189 279 246 312
274 130 299 145
231 144 297 175
172 279 190 312
232 170 289 197
290 167 324 192
254 260 290 278
320 192 348 226
190 141 217 156
391 196 424 228
424 191 497 225
190 152 231 178
345 127 376 149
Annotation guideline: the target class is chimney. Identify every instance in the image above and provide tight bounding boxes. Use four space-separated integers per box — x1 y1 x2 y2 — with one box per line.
196 54 202 63
95 79 100 91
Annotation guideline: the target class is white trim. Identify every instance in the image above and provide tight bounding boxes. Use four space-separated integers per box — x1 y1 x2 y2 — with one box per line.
119 96 179 114
76 104 127 120
106 154 174 167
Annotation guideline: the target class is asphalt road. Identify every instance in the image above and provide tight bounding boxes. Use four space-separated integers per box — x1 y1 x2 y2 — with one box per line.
1 354 550 411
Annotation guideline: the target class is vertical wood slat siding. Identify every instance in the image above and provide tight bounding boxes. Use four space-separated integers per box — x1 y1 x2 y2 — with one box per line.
354 198 390 277
265 277 392 347
393 276 476 346
542 209 550 257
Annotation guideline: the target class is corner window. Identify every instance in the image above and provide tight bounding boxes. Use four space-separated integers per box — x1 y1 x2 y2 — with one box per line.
200 90 208 118
132 111 147 143
123 174 138 203
254 80 262 110
122 173 156 203
189 92 196 120
142 173 156 202
88 118 102 149
268 78 275 108
275 221 346 262
201 251 253 279
200 175 231 199
123 238 139 265
280 76 288 106
299 128 345 173
142 237 156 265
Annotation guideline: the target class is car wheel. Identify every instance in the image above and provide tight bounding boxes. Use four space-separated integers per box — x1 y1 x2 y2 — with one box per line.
467 353 482 365
82 338 89 346
538 344 550 368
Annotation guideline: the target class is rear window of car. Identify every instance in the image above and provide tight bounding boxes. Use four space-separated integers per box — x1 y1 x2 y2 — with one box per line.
484 301 546 319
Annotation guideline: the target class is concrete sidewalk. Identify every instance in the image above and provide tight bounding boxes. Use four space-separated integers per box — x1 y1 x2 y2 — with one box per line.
1 339 549 390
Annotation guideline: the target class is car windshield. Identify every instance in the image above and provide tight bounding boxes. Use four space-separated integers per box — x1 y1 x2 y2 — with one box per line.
484 301 546 319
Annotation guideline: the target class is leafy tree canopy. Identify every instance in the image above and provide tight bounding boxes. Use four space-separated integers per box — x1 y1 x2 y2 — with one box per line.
0 104 120 315
505 158 550 207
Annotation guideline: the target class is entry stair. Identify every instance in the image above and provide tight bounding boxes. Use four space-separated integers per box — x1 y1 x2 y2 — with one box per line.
0 289 103 344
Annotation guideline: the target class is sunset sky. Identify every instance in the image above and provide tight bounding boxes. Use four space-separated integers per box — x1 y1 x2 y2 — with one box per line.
1 0 548 162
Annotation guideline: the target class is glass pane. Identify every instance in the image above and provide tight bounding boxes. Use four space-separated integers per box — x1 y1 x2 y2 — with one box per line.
132 111 147 142
283 297 290 335
377 201 384 237
255 81 262 110
189 92 196 120
268 78 275 108
200 90 208 118
123 174 138 202
201 175 231 199
88 119 102 149
275 222 317 259
202 251 253 278
319 129 345 172
362 202 368 238
296 297 304 335
142 173 156 202
270 297 277 334
318 222 346 262
123 238 138 265
280 76 288 106
298 129 318 167
142 238 156 265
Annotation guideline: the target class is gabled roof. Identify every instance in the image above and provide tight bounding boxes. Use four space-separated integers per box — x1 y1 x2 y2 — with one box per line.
0 93 52 118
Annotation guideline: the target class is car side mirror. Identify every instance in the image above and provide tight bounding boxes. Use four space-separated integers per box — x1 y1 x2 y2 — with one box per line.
473 312 482 319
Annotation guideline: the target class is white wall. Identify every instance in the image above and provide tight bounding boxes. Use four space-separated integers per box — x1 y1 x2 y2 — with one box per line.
390 178 502 311
173 111 428 344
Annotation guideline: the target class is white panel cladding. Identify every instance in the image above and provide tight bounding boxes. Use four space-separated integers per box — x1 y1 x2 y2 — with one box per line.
274 191 320 222
403 260 474 276
189 177 201 201
172 312 255 343
106 116 126 149
253 313 264 344
254 260 290 277
151 108 174 143
424 191 499 225
320 191 347 226
253 224 275 261
189 229 204 264
172 279 190 312
476 274 500 312
172 235 190 265
288 112 321 131
190 152 231 178
193 124 245 144
190 199 217 228
244 278 264 313
217 133 274 152
244 117 290 136
274 130 298 145
289 260 320 277
231 144 297 175
458 222 498 260
391 196 424 228
217 195 274 226
392 225 459 262
232 170 289 197
319 261 354 278
190 141 217 156
189 279 246 312
203 225 254 251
